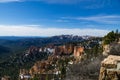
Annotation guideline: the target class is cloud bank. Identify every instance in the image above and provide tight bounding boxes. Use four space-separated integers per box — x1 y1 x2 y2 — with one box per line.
61 15 120 24
0 25 109 37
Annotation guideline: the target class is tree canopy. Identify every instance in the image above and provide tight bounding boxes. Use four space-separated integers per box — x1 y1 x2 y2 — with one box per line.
103 29 120 45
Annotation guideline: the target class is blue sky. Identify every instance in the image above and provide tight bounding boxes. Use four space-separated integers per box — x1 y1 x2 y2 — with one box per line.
0 0 120 36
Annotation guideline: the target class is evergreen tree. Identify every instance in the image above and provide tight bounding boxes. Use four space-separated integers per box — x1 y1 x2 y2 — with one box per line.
103 30 119 45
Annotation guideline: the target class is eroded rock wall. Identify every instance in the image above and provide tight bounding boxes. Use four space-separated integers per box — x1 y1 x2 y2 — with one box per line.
99 55 120 80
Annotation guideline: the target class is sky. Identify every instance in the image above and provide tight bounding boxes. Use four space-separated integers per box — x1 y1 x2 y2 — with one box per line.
0 0 120 36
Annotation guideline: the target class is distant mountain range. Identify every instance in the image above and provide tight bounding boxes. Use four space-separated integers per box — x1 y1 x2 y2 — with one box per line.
0 35 93 40
0 35 96 46
0 36 44 40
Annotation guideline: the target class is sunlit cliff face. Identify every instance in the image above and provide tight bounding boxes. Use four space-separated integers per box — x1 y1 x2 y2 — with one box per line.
74 46 84 57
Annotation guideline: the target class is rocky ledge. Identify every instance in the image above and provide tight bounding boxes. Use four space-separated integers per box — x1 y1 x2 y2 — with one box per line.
99 55 120 80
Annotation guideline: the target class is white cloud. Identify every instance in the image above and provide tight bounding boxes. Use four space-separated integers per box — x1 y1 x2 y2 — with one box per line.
0 25 109 37
0 0 85 3
62 15 120 24
0 0 21 2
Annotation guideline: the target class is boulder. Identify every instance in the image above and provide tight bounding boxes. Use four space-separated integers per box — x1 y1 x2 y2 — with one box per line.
99 55 120 80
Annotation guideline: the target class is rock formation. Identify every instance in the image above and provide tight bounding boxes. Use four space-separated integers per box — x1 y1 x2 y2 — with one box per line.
99 55 120 80
103 42 120 56
74 46 84 60
54 44 74 55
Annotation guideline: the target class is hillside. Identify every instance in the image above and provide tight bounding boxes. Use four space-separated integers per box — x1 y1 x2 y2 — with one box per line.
0 35 102 80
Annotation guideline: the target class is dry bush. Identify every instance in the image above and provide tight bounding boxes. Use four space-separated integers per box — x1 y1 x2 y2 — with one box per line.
65 55 104 80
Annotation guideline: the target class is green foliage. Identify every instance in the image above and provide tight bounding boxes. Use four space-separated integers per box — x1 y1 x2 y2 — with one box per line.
61 66 66 75
0 51 49 80
45 74 49 80
32 76 39 80
103 30 120 45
